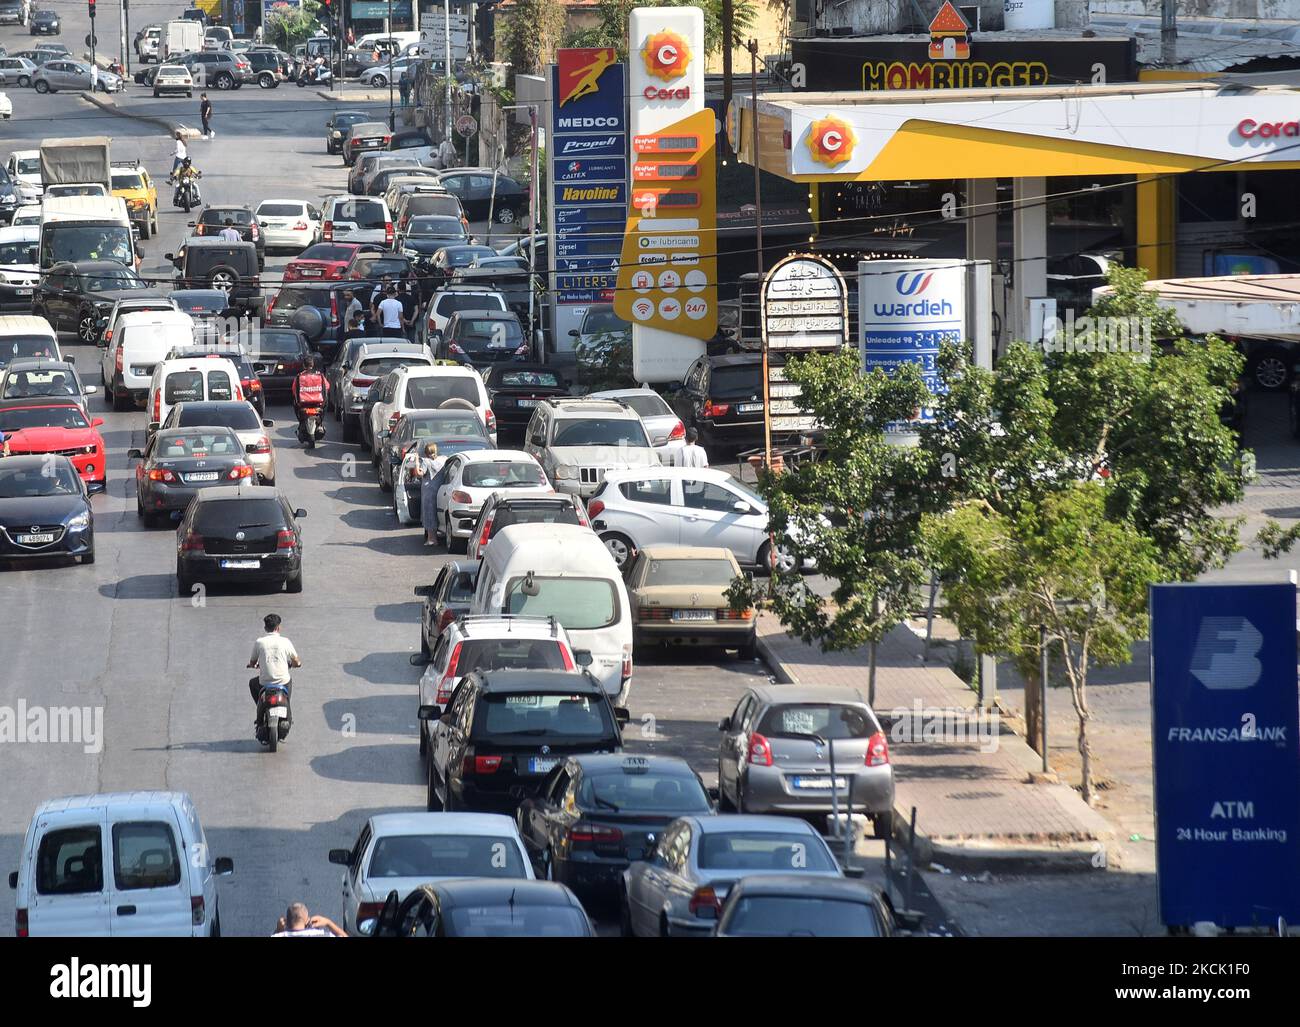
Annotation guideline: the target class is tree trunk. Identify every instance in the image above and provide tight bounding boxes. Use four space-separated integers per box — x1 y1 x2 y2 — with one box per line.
1077 709 1093 806
1023 662 1043 760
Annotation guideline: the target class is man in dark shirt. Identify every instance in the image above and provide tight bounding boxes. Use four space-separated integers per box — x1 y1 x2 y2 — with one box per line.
199 93 213 138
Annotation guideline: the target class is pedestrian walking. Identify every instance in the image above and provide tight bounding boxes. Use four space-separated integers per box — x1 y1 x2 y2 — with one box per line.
398 68 411 107
199 93 213 138
170 131 187 182
671 427 709 467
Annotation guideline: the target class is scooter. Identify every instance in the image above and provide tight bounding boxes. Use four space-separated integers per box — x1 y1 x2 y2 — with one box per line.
298 405 325 450
297 65 332 87
256 680 292 752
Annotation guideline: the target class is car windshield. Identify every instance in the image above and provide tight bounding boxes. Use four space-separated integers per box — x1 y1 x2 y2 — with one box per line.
409 415 483 439
40 226 135 266
110 171 146 190
697 832 838 872
15 157 39 176
0 240 35 265
361 356 429 377
493 502 579 532
552 418 648 448
643 558 736 587
299 243 354 261
445 247 494 267
710 364 763 398
456 319 523 351
83 269 146 292
407 218 464 238
582 308 628 335
478 692 612 738
251 332 303 356
366 834 527 879
437 293 504 316
504 576 617 630
155 430 241 457
202 209 252 225
171 292 227 315
333 112 367 128
257 203 304 217
445 904 588 938
455 638 569 676
757 703 875 741
723 896 881 937
0 462 80 497
619 394 672 418
578 769 710 813
462 460 545 488
177 404 259 430
498 370 559 389
332 200 385 228
407 197 460 218
0 337 56 366
404 377 479 408
0 403 88 430
3 370 78 398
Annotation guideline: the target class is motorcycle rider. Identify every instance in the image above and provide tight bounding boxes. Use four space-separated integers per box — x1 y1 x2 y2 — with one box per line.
173 157 201 206
246 613 301 718
291 354 329 442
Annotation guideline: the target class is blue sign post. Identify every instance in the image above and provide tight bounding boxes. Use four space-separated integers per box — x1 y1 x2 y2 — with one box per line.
1150 582 1300 929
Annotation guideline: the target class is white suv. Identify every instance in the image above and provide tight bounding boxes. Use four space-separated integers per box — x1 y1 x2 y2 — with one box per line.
368 363 496 453
321 194 394 247
416 614 580 756
340 340 431 443
433 449 550 550
522 398 660 499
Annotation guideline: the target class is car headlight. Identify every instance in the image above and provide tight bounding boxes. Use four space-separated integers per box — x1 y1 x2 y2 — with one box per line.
402 248 419 258
66 510 90 530
555 464 577 479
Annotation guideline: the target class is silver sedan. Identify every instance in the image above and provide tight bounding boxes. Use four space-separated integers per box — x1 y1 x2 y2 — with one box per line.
620 814 843 937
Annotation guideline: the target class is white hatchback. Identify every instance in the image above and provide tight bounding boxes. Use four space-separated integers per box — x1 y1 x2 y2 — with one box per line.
369 362 496 451
254 198 322 252
327 812 533 936
434 449 551 548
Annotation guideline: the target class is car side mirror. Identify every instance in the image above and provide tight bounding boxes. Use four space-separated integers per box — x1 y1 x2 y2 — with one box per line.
8 872 16 889
613 706 630 725
732 501 752 514
127 448 143 459
294 508 307 518
214 857 234 876
717 717 730 731
417 704 442 721
707 785 720 802
409 652 430 666
186 221 196 227
568 329 579 337
357 919 378 937
66 355 75 365
164 252 175 261
327 849 351 866
413 584 436 597
245 443 258 454
844 865 866 879
262 419 274 427
90 417 104 428
84 386 97 396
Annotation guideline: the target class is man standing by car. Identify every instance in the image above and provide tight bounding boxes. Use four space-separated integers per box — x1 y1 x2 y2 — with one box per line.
671 427 709 468
246 613 301 707
199 93 213 138
376 285 406 339
218 218 241 242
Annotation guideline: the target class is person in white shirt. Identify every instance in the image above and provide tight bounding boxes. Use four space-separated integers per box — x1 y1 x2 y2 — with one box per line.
672 427 709 467
246 613 301 706
272 903 345 937
217 218 242 242
170 132 187 182
377 285 406 337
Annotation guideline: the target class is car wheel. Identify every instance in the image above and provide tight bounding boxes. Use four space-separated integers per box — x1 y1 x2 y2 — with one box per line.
207 266 238 292
716 783 735 812
737 631 757 661
111 382 128 412
659 913 671 938
418 724 427 758
1249 347 1291 391
759 539 799 576
77 309 99 345
33 79 48 93
152 89 160 97
619 890 635 937
495 205 517 226
285 568 303 593
426 757 439 811
601 531 634 571
214 72 233 90
18 75 30 87
258 72 275 89
371 73 387 87
342 415 357 442
140 217 152 240
177 571 192 596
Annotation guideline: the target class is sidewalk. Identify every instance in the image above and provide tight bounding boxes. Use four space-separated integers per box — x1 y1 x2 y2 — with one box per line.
756 613 1114 870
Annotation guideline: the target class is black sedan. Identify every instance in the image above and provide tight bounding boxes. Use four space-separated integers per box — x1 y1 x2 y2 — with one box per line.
438 170 530 225
424 245 497 293
518 754 713 906
367 880 594 938
247 327 310 395
381 407 491 493
29 10 60 34
714 875 898 937
414 560 479 658
33 261 157 345
0 455 93 564
482 364 569 440
398 215 470 267
325 109 369 155
129 426 255 527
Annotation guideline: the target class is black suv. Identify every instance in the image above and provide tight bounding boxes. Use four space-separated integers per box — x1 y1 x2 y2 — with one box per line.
33 261 157 344
244 49 286 89
421 669 629 813
166 239 263 317
175 484 306 595
435 309 528 369
192 205 265 268
666 353 770 454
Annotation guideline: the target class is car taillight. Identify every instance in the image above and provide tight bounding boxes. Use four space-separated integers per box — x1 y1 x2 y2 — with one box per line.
244 377 263 392
115 347 123 373
15 908 27 938
293 220 308 231
688 886 721 918
351 376 375 388
477 515 493 549
450 490 472 504
621 643 632 681
276 529 296 549
717 607 754 620
250 224 259 240
322 220 333 241
570 821 622 845
474 755 502 774
195 223 206 236
748 732 773 766
357 901 385 923
152 391 161 422
437 641 462 702
559 645 574 670
484 409 496 431
668 420 685 441
251 436 271 453
639 607 671 621
181 531 204 551
384 221 394 245
265 295 276 318
449 342 466 357
147 469 176 482
191 895 205 926
330 292 339 326
228 465 254 480
587 499 605 519
703 399 729 418
865 730 890 767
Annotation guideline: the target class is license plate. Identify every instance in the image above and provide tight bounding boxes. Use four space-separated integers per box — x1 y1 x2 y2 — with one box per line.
300 269 322 276
267 707 288 718
15 287 32 296
516 398 538 408
738 402 764 413
16 533 55 544
220 559 261 569
673 609 714 621
528 757 558 774
792 776 848 790
187 472 219 482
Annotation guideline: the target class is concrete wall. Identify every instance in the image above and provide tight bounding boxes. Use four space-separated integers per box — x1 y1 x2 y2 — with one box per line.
1091 0 1300 16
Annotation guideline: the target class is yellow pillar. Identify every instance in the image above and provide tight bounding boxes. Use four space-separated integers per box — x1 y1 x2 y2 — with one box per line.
1136 174 1175 280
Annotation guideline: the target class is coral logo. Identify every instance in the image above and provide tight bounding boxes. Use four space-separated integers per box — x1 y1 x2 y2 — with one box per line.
557 48 617 108
896 271 934 296
643 30 690 81
805 116 855 167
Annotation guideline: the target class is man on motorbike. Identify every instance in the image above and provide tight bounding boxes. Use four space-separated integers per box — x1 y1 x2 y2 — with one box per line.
291 354 329 442
246 613 301 714
173 158 201 207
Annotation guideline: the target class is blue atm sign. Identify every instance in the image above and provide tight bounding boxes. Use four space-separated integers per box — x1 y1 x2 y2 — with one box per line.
1150 582 1300 928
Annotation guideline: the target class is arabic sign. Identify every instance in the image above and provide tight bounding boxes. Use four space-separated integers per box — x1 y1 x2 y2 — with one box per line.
1150 582 1300 928
761 255 848 434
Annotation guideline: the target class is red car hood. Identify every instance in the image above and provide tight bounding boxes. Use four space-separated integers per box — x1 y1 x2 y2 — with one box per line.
5 426 101 452
285 259 346 279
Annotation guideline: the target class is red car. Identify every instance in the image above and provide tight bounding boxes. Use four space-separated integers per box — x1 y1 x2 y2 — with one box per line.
282 242 367 283
0 397 108 492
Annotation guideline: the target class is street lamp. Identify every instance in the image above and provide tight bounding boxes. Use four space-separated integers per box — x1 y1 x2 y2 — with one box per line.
387 0 395 131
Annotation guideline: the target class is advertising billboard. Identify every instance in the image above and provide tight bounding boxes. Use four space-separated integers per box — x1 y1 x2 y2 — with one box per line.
1150 581 1300 929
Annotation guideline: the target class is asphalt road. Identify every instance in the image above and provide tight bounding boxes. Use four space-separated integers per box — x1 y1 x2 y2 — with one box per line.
0 48 774 937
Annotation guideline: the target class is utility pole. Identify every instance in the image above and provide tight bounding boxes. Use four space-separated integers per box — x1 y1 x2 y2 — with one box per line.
387 0 395 130
121 0 130 74
444 0 453 145
721 0 733 156
1161 0 1177 66
750 39 769 474
88 0 97 89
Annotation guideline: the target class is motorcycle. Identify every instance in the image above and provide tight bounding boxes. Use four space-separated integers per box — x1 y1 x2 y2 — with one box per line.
173 174 201 212
298 405 325 450
256 680 292 752
297 65 332 87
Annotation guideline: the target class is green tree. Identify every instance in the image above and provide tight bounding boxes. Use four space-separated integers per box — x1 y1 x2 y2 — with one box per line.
566 0 758 61
264 1 322 51
499 0 568 75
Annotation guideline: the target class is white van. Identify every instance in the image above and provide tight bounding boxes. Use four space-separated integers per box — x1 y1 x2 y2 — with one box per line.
472 523 634 701
357 31 421 52
0 313 60 371
147 354 243 431
39 196 136 270
10 791 234 937
101 308 194 410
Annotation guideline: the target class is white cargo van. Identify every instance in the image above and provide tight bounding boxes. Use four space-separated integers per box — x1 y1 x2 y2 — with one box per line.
146 354 243 432
38 196 136 270
9 791 233 937
101 308 194 410
472 523 633 701
162 18 204 62
0 313 60 370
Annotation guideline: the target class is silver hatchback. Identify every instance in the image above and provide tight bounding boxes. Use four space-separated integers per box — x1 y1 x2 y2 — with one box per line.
716 685 895 836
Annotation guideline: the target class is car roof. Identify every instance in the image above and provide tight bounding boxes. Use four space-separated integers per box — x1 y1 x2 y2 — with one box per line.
0 453 71 472
589 387 663 401
491 522 599 549
449 615 567 641
0 226 38 243
357 341 426 355
184 237 257 250
63 260 137 273
157 424 239 437
746 683 869 706
3 358 76 372
174 399 256 412
449 309 517 321
34 791 192 816
401 364 478 379
692 814 821 836
705 353 763 368
639 545 737 563
432 879 580 908
455 448 532 463
567 753 697 776
474 669 603 695
727 874 875 900
542 398 634 417
192 483 281 502
366 812 518 836
603 466 739 486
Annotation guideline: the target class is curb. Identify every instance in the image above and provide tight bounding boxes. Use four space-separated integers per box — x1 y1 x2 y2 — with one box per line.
755 630 1107 874
80 91 202 139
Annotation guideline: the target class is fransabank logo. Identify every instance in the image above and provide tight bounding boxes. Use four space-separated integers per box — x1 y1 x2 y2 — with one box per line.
871 270 953 318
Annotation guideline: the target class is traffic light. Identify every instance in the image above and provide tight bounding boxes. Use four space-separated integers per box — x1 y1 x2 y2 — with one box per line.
88 0 95 17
